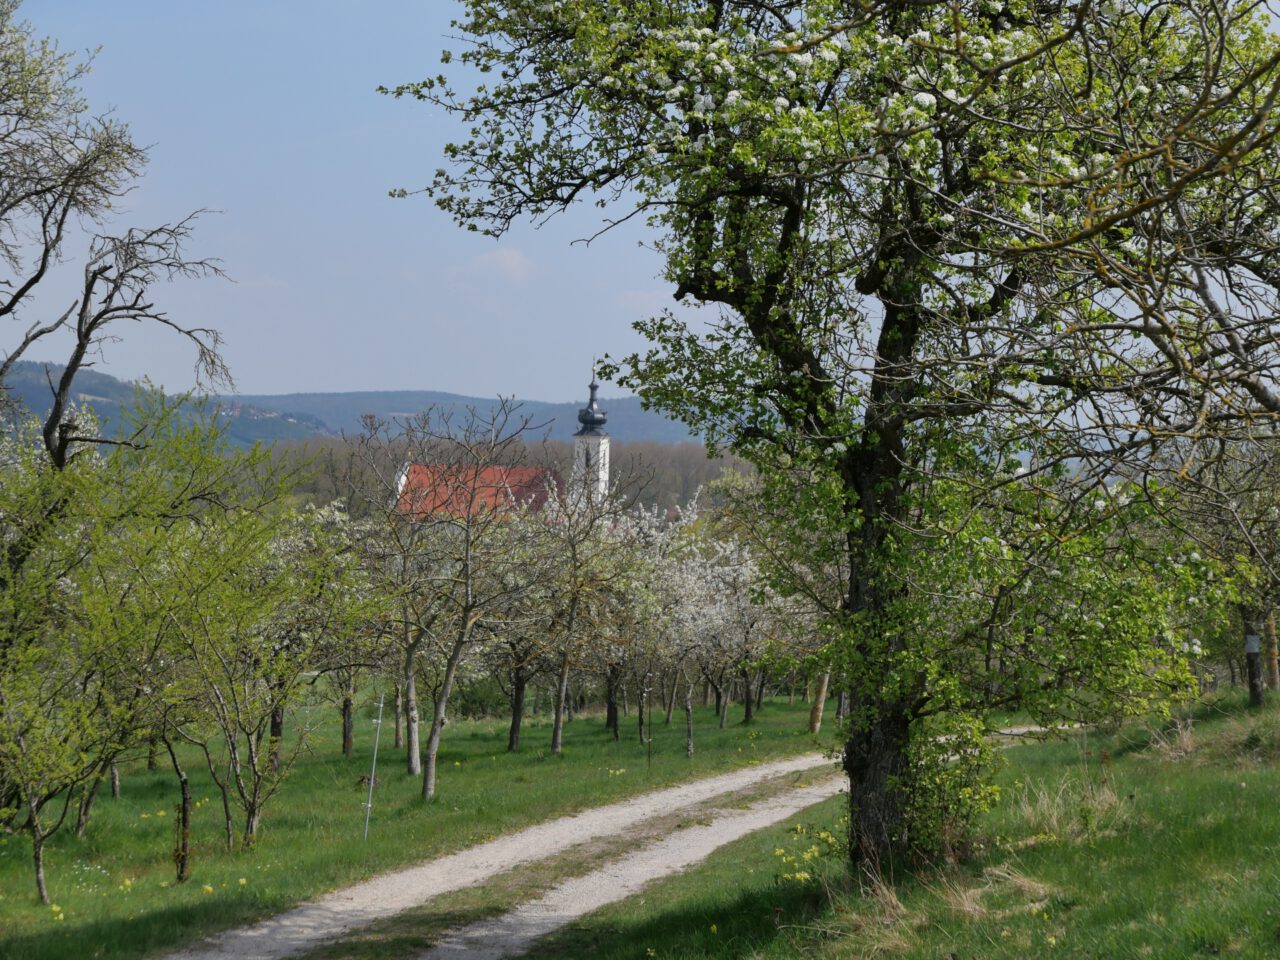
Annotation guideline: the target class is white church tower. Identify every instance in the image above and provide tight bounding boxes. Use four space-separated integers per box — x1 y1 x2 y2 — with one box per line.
572 374 610 502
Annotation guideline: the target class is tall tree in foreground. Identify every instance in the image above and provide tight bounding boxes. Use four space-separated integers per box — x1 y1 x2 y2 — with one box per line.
399 0 1280 864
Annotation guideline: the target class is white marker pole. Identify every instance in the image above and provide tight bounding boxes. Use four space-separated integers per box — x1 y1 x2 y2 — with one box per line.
363 693 385 841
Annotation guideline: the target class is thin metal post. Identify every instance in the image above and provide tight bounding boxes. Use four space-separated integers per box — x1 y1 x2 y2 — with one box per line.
363 693 385 840
646 672 653 770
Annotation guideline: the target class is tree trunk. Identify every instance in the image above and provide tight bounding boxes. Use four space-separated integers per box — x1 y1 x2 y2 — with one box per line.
147 736 160 771
197 743 236 853
684 682 695 758
163 736 193 883
508 665 526 752
243 807 261 849
741 669 755 724
604 666 621 740
720 680 731 730
31 822 48 904
75 764 106 837
665 673 678 723
341 684 355 759
551 653 571 755
808 672 831 734
110 761 120 799
637 688 646 741
1245 609 1265 707
756 671 766 711
843 703 913 867
422 637 469 801
1229 656 1239 687
269 702 285 772
1266 612 1279 691
405 645 421 776
393 682 403 750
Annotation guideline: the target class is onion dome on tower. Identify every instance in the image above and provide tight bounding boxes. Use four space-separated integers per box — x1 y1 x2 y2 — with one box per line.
575 376 609 437
572 372 611 501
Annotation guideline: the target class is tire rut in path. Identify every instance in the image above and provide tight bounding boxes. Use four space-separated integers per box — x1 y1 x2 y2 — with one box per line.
164 753 835 960
419 776 846 960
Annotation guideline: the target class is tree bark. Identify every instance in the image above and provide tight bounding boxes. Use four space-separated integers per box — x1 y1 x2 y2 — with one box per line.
1245 609 1265 707
808 672 831 734
684 682 695 758
1266 612 1279 691
31 822 48 904
393 682 403 750
756 671 766 711
741 669 755 724
341 695 355 758
243 807 261 849
843 702 913 868
75 764 106 837
508 665 527 752
162 736 193 883
551 653 572 754
269 702 285 772
110 761 120 799
404 643 421 776
422 635 469 801
604 665 621 740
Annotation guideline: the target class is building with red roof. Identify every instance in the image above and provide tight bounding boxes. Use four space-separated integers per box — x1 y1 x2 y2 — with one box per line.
393 463 556 521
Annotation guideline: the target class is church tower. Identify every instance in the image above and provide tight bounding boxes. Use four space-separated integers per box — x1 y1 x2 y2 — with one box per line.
572 374 610 502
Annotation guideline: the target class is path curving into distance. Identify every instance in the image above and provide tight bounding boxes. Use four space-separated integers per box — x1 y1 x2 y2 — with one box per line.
418 776 846 960
164 753 837 960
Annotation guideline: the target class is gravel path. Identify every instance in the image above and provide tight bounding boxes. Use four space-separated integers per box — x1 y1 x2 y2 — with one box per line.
419 776 845 960
164 753 835 960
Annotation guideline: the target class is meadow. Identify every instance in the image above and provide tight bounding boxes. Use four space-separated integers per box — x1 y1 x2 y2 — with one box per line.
0 697 825 960
525 692 1280 960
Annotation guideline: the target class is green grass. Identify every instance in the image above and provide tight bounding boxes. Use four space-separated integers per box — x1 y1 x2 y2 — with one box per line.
523 693 1280 960
0 697 825 960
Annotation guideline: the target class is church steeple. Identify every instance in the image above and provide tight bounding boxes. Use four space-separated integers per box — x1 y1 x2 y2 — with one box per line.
575 373 608 437
571 370 610 501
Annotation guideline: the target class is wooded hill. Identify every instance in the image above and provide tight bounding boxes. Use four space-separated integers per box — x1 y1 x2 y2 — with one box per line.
0 361 700 447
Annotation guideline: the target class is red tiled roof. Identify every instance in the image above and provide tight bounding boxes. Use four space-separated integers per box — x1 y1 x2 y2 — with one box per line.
395 463 556 520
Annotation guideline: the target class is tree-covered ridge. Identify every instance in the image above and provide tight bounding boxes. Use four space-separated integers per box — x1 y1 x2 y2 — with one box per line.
0 361 701 445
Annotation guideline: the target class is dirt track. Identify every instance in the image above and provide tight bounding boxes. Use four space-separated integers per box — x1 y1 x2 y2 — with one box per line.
164 753 838 960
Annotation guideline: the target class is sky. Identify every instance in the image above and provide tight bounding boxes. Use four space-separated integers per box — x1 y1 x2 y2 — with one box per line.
15 1 684 402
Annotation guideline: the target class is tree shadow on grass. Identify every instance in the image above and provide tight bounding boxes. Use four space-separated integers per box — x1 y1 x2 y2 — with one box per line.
3 899 268 960
519 880 839 960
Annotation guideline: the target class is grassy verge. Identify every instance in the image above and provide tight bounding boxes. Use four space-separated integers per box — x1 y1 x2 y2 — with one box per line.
525 693 1280 960
0 697 825 960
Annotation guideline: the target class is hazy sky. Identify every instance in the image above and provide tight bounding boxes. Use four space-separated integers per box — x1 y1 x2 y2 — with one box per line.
16 1 683 401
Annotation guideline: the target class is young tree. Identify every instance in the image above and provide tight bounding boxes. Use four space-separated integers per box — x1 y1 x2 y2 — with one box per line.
402 0 1280 863
348 402 543 799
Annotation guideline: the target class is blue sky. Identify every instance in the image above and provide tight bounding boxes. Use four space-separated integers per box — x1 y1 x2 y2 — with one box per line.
16 1 679 401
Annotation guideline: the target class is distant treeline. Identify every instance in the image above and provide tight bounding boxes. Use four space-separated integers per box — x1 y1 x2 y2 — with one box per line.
273 437 747 513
